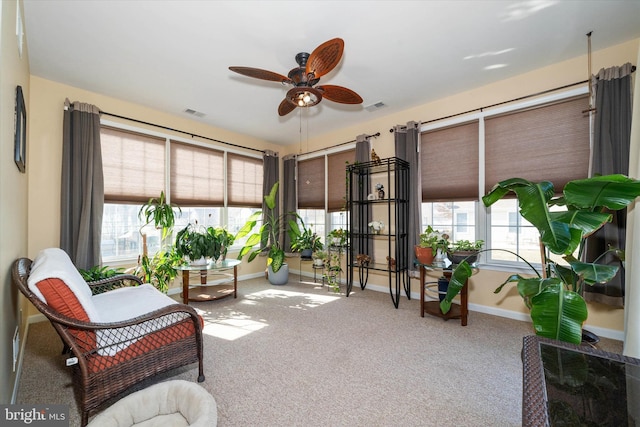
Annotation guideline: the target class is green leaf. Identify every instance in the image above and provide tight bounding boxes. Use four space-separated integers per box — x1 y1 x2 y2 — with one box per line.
439 261 472 314
564 174 640 211
566 258 619 286
529 284 587 344
516 277 561 309
270 249 284 272
264 182 279 211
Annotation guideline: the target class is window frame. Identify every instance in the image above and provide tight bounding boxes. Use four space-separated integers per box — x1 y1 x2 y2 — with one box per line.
419 86 589 271
100 120 263 263
295 145 355 235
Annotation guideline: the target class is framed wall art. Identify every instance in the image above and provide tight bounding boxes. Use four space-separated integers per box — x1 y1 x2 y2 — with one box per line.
14 85 26 173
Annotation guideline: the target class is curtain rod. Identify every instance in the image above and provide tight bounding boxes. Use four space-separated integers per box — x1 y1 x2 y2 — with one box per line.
101 111 265 154
299 132 381 157
393 68 636 131
389 79 592 131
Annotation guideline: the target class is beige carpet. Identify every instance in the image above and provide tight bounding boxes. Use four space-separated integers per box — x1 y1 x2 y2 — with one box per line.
16 275 622 426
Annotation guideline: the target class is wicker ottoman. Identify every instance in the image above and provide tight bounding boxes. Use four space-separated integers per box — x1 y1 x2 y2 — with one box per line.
87 380 217 427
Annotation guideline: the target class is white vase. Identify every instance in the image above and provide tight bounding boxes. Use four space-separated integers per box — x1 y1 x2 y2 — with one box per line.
268 263 289 285
189 256 208 266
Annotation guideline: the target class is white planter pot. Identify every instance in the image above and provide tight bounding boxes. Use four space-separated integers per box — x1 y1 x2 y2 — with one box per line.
267 263 289 285
189 256 208 266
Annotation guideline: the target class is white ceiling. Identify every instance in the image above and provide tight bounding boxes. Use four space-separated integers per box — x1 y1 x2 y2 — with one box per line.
23 1 640 146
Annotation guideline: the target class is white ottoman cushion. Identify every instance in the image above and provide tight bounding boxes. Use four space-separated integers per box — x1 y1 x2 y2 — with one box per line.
87 380 216 427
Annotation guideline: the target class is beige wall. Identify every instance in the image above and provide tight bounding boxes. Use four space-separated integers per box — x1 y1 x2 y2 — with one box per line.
1 0 30 404
287 39 639 336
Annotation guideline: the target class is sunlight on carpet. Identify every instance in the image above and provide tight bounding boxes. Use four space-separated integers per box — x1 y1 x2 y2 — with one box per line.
201 289 340 340
203 317 267 341
246 288 341 309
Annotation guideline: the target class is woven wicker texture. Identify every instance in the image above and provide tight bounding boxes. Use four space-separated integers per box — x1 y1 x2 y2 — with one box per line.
12 257 205 427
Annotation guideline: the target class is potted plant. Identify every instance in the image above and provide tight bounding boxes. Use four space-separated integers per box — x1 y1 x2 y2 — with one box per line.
79 265 125 282
138 191 181 254
175 222 216 265
131 191 182 292
135 248 183 293
213 227 235 261
441 174 640 344
368 220 384 235
235 182 296 285
290 218 323 259
324 250 343 293
312 250 327 267
447 239 484 265
415 226 449 265
327 228 348 247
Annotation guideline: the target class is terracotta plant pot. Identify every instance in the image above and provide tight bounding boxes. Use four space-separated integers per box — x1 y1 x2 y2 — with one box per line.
414 246 434 265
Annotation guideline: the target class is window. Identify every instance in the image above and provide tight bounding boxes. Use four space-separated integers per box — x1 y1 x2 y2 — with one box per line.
421 201 477 243
485 95 589 265
297 209 326 245
419 91 589 267
100 125 263 261
327 150 354 212
296 149 354 238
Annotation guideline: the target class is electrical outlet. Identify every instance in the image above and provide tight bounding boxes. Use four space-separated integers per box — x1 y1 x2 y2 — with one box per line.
13 326 19 372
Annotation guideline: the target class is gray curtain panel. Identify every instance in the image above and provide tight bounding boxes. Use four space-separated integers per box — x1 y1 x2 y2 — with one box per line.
394 121 421 270
263 150 280 250
60 99 104 270
585 63 634 307
283 155 297 252
354 135 372 258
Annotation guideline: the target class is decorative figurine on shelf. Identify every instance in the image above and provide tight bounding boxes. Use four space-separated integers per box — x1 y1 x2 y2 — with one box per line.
386 256 396 269
371 149 381 165
356 253 371 267
375 183 385 199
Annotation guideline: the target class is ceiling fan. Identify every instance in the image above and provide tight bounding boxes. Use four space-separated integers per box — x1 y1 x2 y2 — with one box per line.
229 38 363 116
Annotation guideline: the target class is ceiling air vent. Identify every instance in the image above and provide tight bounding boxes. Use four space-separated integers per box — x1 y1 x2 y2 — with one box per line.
364 101 386 112
184 108 206 118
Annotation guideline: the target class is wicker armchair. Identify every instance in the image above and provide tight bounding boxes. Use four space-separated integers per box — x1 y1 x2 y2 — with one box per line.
12 252 205 427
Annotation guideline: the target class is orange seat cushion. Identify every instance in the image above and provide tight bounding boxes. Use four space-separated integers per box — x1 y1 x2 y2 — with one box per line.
36 278 90 321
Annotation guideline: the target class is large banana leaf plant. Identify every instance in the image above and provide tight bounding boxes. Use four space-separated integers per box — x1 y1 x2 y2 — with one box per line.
441 174 640 344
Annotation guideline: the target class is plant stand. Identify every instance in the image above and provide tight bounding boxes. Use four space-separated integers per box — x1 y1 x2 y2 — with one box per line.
420 268 468 326
175 259 241 304
346 157 410 308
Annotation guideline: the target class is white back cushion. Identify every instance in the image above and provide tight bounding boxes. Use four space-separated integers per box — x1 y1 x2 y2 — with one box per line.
27 248 100 322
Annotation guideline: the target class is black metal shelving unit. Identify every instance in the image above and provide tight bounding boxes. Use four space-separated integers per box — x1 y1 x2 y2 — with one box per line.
346 157 410 308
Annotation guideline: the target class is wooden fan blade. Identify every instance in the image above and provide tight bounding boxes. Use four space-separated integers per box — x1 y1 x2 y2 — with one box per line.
306 38 344 79
278 98 297 116
317 85 363 104
229 66 292 84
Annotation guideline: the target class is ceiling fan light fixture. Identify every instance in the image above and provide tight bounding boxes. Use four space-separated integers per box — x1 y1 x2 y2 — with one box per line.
287 87 322 108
